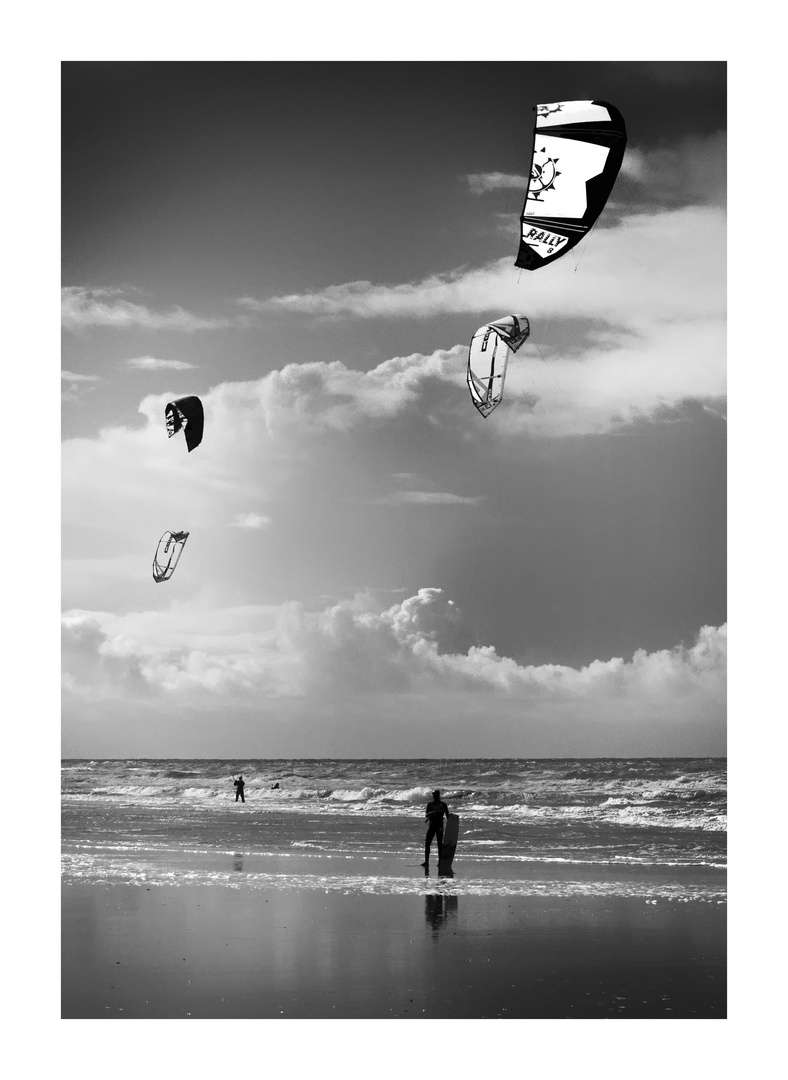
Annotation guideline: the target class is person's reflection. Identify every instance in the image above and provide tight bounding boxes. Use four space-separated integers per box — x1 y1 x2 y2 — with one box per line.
424 892 459 938
232 853 244 872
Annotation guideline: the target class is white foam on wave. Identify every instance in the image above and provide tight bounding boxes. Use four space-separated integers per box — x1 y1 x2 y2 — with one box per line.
385 786 433 804
329 787 377 802
502 800 727 832
269 787 323 801
89 785 173 798
60 857 727 902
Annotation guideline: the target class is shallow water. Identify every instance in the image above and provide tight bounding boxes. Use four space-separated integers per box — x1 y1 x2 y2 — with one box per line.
62 758 726 900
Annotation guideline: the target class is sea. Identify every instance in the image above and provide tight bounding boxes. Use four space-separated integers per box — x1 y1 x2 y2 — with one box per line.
61 758 726 903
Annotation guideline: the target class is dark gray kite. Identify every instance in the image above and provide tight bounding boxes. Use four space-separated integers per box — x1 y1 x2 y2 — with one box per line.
165 395 204 452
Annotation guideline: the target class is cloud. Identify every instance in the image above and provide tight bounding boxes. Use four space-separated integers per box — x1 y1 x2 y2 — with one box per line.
374 491 485 506
231 513 271 529
62 286 232 332
619 132 726 208
61 313 724 614
215 349 465 438
125 356 198 371
62 323 723 547
254 205 724 326
62 369 100 401
465 172 528 195
61 614 150 700
62 370 100 383
148 208 723 438
61 590 726 733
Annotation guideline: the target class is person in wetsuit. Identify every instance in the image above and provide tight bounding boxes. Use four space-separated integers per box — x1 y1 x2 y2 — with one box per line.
233 775 246 803
422 789 449 868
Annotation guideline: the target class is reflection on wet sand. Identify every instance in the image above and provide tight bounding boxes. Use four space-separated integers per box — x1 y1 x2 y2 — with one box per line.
424 892 458 938
62 883 726 1018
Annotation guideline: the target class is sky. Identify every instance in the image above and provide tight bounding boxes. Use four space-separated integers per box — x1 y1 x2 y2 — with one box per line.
61 60 727 758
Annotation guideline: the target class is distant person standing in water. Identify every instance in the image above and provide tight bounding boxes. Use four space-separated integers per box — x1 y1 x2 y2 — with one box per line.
422 789 449 868
233 775 246 803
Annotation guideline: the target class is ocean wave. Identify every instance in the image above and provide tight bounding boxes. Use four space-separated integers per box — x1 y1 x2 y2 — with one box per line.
328 787 378 802
89 785 176 798
382 786 432 804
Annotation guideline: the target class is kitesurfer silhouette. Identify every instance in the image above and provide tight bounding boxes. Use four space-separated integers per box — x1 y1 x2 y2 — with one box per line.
422 789 449 869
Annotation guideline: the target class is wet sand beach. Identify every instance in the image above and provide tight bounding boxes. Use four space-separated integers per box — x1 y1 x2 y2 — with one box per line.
62 881 725 1019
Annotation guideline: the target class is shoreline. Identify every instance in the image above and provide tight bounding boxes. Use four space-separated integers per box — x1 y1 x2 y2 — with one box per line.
62 882 726 1019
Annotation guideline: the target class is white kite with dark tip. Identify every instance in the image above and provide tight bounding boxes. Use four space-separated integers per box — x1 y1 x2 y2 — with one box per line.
466 315 530 418
515 100 627 271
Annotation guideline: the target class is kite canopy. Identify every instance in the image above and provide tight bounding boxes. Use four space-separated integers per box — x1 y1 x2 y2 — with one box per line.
484 315 531 353
152 530 189 583
466 315 530 418
165 395 204 452
515 100 626 271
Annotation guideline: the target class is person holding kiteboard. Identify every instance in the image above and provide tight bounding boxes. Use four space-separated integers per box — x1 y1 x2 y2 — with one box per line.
233 774 246 803
422 789 449 868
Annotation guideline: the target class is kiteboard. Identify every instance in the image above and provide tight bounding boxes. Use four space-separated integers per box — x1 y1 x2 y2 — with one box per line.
438 813 460 873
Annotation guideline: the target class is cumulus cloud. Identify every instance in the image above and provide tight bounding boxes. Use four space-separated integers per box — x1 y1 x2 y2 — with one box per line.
125 356 198 371
62 286 232 332
62 323 723 547
61 589 726 729
207 205 726 436
61 309 725 614
212 349 465 439
225 317 720 441
62 613 150 699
